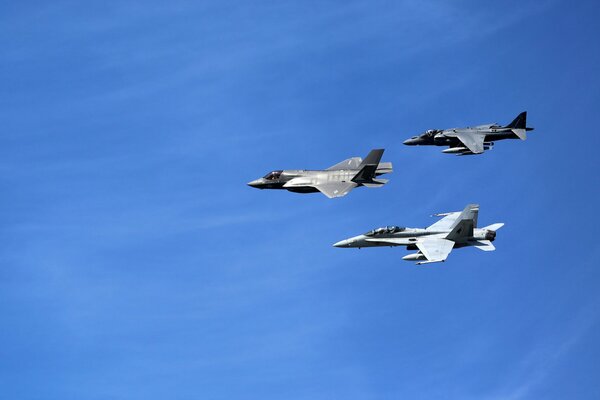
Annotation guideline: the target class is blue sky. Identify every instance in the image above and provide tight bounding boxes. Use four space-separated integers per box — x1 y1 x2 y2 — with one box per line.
1 0 599 399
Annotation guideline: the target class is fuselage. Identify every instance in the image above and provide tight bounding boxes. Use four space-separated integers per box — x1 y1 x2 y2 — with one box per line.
248 167 391 193
404 125 522 147
248 150 392 197
333 227 495 249
248 169 358 192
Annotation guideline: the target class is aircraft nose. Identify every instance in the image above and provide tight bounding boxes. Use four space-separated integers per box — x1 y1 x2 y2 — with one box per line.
333 239 349 247
403 138 417 145
333 234 365 248
247 179 263 188
333 238 352 248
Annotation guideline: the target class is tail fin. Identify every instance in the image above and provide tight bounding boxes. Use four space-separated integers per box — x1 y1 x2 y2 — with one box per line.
453 204 479 229
505 111 528 140
352 149 384 184
445 204 479 241
505 112 527 129
358 149 384 168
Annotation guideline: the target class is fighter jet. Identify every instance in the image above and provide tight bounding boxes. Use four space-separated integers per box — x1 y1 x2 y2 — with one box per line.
333 204 504 264
403 111 534 155
247 149 392 198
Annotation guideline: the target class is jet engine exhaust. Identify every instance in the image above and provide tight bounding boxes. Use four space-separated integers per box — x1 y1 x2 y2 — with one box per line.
485 230 497 241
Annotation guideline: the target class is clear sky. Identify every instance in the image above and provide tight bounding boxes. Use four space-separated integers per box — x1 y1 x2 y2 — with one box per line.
1 1 599 399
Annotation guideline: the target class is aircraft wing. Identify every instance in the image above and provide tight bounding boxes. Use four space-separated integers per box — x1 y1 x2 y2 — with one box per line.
447 130 486 154
426 211 462 231
416 238 455 264
326 157 362 170
313 182 357 198
428 204 478 233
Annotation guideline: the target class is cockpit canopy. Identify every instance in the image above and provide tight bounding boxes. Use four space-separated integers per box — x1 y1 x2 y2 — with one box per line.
364 226 405 236
424 129 440 137
263 170 282 181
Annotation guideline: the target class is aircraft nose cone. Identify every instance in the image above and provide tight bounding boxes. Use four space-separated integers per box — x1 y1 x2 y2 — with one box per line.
403 138 416 145
247 179 262 188
333 239 351 248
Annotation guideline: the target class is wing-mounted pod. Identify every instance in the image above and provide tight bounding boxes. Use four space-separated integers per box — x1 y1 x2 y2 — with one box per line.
402 252 427 261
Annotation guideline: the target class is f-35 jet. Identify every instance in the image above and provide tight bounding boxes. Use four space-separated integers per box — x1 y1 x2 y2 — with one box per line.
333 204 504 264
403 111 534 155
247 149 392 198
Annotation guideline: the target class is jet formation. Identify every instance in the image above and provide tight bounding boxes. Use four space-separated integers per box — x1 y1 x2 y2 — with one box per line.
248 149 392 198
403 111 534 155
333 204 504 264
248 112 533 265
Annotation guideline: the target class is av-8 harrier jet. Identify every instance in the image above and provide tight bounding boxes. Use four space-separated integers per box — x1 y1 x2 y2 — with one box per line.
403 111 534 155
247 149 392 198
333 204 504 264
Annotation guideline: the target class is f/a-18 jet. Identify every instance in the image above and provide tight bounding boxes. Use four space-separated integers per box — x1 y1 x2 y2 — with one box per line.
403 111 534 155
333 204 504 264
247 149 392 198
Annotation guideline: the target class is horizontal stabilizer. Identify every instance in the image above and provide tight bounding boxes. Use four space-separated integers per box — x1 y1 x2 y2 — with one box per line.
362 179 388 187
482 223 504 232
472 240 496 251
376 161 393 174
512 128 527 140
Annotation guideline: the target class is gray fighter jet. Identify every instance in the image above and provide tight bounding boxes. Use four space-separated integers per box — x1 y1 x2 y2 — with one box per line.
247 149 392 198
333 204 503 264
403 111 534 155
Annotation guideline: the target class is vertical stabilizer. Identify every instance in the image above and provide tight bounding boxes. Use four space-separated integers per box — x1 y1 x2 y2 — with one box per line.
451 204 479 229
505 112 527 129
352 149 385 184
358 149 384 168
445 204 479 241
505 111 528 140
